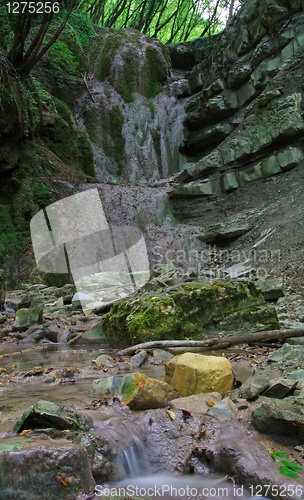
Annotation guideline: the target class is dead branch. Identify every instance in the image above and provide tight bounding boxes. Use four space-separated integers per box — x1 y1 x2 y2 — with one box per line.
118 328 304 356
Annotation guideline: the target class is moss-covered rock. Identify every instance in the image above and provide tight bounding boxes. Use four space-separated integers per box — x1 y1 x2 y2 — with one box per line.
39 100 94 176
93 29 171 102
12 305 43 331
101 281 279 345
13 400 92 434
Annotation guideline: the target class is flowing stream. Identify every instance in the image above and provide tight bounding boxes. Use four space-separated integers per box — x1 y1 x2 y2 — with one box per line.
0 341 267 499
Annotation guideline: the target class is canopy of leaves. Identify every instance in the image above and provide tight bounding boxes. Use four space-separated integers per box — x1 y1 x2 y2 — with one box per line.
78 0 235 43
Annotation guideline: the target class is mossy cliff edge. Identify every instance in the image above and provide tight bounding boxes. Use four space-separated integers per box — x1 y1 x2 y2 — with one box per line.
101 281 279 346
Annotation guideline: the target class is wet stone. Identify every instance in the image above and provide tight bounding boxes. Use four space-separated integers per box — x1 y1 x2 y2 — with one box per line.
0 441 96 500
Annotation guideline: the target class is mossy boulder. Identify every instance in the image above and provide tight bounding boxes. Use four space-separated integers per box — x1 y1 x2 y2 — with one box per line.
13 400 92 434
101 281 279 346
12 305 43 331
93 28 171 102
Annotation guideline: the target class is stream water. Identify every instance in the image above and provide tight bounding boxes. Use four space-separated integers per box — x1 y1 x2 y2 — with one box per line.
0 341 269 499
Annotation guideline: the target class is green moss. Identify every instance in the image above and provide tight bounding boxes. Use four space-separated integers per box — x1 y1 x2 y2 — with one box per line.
145 45 171 98
101 281 279 346
148 100 155 118
94 34 121 82
87 100 125 176
33 182 51 207
41 98 94 176
77 135 94 176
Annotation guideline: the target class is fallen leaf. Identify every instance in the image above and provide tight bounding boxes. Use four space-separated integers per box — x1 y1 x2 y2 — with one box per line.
20 430 32 435
166 409 176 421
149 418 153 426
178 424 183 431
181 409 192 419
206 402 215 407
199 429 206 438
59 474 70 486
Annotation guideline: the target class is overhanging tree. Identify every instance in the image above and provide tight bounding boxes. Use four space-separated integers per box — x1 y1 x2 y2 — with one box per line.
6 0 77 77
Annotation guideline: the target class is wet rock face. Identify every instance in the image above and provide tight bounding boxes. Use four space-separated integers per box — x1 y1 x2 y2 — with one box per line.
0 442 96 500
77 28 186 182
92 29 171 102
170 1 304 238
101 281 279 345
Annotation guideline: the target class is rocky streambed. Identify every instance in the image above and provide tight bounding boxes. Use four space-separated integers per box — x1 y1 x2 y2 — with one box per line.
1 271 304 500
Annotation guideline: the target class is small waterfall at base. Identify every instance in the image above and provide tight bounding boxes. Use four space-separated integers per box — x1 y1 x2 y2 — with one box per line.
120 439 149 478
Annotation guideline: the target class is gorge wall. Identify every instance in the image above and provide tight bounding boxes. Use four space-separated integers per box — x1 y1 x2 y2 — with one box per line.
0 0 304 290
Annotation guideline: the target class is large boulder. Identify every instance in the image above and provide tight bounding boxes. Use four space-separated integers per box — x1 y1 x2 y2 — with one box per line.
0 441 95 500
91 372 179 410
101 281 279 345
164 352 233 397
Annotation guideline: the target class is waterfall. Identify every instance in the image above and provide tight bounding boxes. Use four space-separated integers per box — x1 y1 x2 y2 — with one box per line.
121 439 149 478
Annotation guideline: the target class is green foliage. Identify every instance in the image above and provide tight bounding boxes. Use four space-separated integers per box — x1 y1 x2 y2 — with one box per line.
67 11 96 49
79 0 230 43
0 206 27 267
271 452 303 478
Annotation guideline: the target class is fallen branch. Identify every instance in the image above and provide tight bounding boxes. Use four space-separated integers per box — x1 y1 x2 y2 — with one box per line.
83 72 96 103
117 328 304 356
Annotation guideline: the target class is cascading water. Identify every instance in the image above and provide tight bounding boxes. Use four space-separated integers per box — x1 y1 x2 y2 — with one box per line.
121 439 149 478
74 29 187 184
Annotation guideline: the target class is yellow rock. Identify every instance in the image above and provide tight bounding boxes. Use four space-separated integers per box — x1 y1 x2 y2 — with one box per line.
164 352 233 396
122 372 179 410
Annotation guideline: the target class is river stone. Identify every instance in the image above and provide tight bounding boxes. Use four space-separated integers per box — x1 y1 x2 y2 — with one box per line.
251 396 304 442
170 392 222 414
207 396 237 421
91 372 179 410
268 343 304 362
256 278 286 300
101 281 279 345
68 321 106 345
287 368 304 389
13 400 92 434
0 269 7 309
12 306 43 332
261 377 297 398
92 354 115 369
165 353 233 397
238 369 270 400
130 350 147 368
152 349 174 364
0 440 95 500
